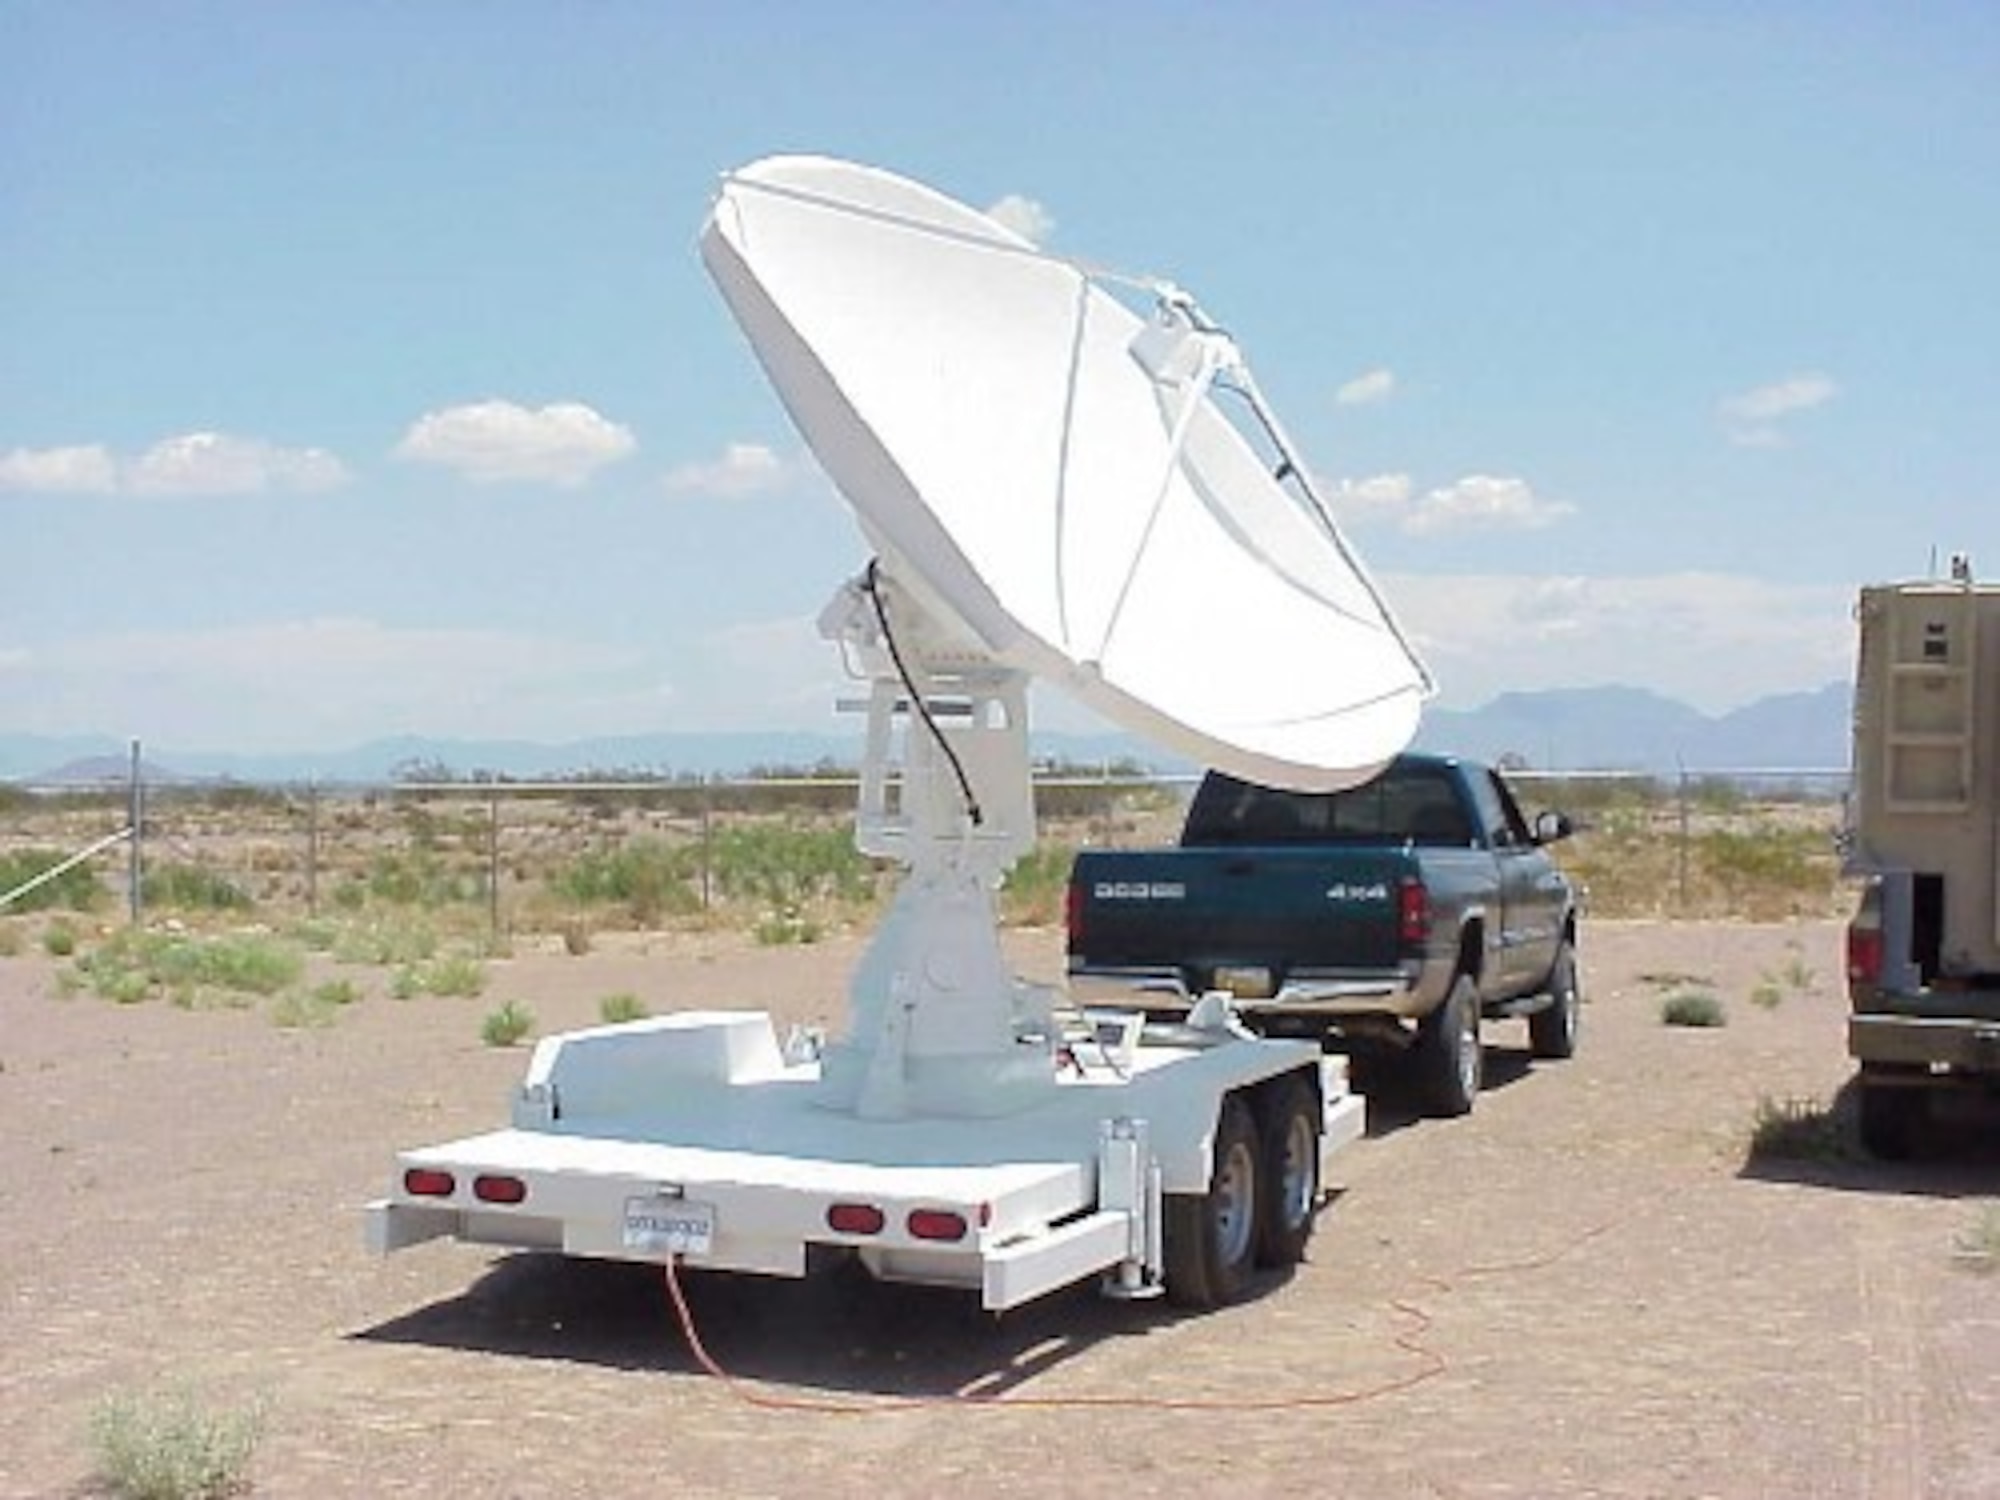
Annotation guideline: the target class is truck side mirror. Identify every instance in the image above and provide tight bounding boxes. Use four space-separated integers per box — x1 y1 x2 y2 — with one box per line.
1533 810 1575 844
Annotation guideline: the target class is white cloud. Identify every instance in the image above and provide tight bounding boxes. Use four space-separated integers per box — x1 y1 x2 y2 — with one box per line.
393 399 636 486
0 444 119 494
1719 372 1837 448
1406 474 1574 535
1323 471 1414 525
1321 472 1572 535
985 193 1055 244
662 441 811 500
128 432 350 496
1 436 346 497
1386 570 1853 714
1335 368 1397 406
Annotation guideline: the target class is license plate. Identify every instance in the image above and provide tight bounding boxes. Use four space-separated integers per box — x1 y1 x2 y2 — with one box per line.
1215 965 1274 1000
623 1194 714 1255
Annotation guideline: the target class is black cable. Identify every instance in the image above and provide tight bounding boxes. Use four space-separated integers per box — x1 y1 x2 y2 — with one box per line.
860 560 984 828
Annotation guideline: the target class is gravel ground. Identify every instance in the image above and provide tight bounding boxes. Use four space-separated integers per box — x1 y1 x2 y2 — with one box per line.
3 917 1998 1498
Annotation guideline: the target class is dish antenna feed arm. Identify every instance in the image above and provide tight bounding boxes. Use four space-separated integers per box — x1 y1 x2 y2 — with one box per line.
812 561 1060 1120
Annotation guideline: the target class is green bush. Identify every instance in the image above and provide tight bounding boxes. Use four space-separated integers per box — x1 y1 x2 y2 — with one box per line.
365 850 483 908
598 991 650 1024
752 909 823 946
1955 1205 2000 1273
552 837 701 924
43 922 78 957
392 952 487 999
481 998 535 1047
87 1382 264 1500
708 823 874 907
75 930 304 1007
142 863 251 913
331 918 438 966
0 848 105 913
1660 989 1727 1028
1747 1094 1850 1162
1000 844 1075 926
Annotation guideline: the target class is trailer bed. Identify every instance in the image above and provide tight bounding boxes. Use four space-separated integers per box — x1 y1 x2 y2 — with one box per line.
367 1009 1363 1310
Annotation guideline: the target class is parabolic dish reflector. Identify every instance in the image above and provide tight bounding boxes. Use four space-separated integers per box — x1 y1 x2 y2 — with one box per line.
700 155 1433 790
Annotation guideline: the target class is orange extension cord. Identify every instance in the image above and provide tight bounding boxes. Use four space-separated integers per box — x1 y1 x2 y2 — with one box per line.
659 1216 1617 1416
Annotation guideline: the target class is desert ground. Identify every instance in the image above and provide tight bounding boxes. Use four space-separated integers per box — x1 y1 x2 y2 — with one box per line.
4 916 1999 1498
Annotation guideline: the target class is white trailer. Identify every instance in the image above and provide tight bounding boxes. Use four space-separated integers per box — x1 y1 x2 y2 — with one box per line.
367 155 1429 1310
1845 558 2000 1155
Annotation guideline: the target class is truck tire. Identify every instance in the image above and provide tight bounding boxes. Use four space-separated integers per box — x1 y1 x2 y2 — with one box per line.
1163 1095 1262 1307
1858 1079 1921 1161
1415 972 1482 1117
1528 941 1581 1060
1255 1075 1320 1268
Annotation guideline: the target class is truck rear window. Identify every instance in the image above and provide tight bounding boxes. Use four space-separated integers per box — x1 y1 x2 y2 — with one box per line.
1182 766 1473 848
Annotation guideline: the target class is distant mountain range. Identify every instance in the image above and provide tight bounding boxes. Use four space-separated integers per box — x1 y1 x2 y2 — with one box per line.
1 682 1851 787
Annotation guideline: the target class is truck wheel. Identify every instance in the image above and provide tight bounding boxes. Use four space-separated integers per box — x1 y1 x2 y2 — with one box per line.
1163 1095 1261 1307
1528 942 1581 1060
1416 973 1482 1117
1255 1076 1320 1268
1858 1080 1921 1161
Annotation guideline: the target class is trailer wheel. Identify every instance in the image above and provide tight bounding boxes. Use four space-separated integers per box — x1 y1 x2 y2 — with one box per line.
1528 941 1581 1061
1163 1095 1261 1307
1255 1076 1320 1268
1416 973 1482 1117
1858 1079 1921 1160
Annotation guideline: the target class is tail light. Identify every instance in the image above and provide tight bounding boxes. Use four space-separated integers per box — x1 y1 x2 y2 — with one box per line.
826 1203 886 1236
906 1208 969 1242
1397 875 1429 950
1847 919 1884 986
1065 879 1084 952
403 1168 456 1198
1846 880 1885 987
473 1174 527 1205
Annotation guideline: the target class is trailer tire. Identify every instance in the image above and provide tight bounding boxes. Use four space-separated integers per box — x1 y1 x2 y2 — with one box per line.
1528 941 1581 1060
1858 1079 1921 1161
1163 1095 1261 1307
1255 1076 1320 1268
1416 973 1482 1117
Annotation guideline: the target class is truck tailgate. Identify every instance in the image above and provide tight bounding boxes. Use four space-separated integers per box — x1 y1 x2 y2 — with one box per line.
1071 846 1412 972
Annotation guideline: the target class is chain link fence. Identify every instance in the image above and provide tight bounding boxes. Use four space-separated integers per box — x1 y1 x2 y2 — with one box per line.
2 758 1856 939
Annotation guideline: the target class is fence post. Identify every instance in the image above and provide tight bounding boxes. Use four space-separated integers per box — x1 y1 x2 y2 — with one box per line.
305 779 320 916
1676 761 1690 911
700 778 714 911
487 788 501 943
127 738 144 926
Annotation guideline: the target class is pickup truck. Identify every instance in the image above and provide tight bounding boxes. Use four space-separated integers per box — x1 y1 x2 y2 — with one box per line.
1065 752 1581 1116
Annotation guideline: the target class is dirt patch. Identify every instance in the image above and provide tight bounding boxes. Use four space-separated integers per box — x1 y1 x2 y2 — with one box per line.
4 919 1998 1497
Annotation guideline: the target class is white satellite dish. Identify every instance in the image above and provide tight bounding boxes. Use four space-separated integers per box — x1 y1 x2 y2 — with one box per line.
700 154 1432 794
701 155 1434 1117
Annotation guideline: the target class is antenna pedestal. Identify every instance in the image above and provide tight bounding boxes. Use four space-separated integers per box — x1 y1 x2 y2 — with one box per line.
814 569 1058 1120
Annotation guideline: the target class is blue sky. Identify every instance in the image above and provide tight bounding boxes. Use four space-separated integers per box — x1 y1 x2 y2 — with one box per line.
5 2 1996 754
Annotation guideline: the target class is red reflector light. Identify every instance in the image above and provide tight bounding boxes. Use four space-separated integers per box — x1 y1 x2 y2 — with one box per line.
473 1174 527 1205
1397 876 1429 948
826 1202 886 1236
404 1168 455 1198
1064 880 1084 951
907 1208 969 1242
1847 924 1883 984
